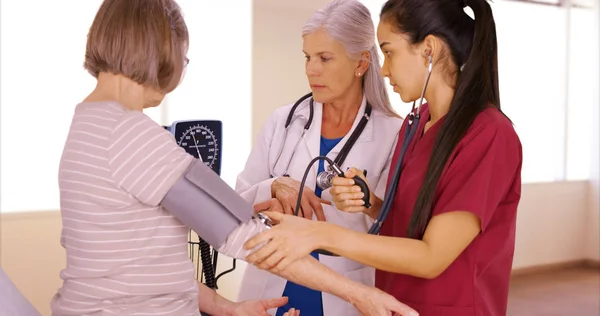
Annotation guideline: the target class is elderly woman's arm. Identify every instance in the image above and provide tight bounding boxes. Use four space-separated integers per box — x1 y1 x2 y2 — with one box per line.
217 217 418 316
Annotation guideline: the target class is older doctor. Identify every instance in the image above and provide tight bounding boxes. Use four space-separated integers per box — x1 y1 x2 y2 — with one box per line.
235 0 403 315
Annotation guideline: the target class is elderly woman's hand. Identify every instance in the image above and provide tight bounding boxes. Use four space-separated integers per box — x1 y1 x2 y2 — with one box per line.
228 297 289 316
282 308 300 316
271 177 330 221
244 211 325 273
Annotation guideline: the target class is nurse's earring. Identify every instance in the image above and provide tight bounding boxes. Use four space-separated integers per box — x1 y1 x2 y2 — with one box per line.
356 72 362 77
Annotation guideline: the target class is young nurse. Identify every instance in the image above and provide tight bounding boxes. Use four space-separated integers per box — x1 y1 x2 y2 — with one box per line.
244 0 523 315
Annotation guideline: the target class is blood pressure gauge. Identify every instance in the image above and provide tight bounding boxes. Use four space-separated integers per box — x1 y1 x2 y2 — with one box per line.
164 120 223 176
178 124 219 167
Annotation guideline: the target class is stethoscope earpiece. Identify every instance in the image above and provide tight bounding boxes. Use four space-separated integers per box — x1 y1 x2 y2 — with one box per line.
408 53 434 119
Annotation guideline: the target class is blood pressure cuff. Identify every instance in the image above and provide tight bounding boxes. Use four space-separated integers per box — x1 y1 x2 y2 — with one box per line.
161 159 256 249
216 215 271 260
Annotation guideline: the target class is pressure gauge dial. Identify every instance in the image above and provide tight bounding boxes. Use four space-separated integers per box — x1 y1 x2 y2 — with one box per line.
165 120 222 175
177 124 219 169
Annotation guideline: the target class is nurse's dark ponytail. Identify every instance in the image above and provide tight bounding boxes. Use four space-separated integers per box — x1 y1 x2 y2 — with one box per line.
381 0 503 238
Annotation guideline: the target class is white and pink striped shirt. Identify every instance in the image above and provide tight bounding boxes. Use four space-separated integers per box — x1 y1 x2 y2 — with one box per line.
51 101 200 316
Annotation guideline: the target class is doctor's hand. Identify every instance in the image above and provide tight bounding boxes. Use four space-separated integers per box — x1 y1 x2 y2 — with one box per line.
330 167 376 214
254 198 285 214
244 211 324 272
271 177 330 221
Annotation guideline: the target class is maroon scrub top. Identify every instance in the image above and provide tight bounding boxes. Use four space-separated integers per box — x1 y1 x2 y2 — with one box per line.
375 104 523 316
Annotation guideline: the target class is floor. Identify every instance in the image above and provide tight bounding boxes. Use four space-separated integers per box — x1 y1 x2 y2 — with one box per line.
507 265 600 316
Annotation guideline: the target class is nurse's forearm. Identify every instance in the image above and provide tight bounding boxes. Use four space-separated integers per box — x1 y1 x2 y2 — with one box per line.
321 211 482 279
320 224 434 278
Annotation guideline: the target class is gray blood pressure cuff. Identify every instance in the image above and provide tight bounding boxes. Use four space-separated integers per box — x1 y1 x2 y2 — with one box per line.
161 159 256 249
216 213 272 260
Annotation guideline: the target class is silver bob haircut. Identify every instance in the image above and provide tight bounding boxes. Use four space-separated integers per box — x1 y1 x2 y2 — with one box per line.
302 0 399 117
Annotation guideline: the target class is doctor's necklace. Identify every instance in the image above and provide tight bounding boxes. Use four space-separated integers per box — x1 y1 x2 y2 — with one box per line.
315 103 372 191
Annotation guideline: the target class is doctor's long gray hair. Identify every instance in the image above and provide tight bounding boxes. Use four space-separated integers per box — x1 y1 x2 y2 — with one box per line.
302 0 399 118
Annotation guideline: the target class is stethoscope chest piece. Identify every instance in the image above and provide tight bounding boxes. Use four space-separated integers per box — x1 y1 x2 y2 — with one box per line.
315 167 336 190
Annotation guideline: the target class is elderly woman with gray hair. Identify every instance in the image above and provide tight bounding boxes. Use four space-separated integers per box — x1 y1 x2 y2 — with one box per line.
235 0 403 315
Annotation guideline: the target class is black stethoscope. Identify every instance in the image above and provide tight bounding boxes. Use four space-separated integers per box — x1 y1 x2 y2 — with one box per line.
271 92 372 191
368 55 433 235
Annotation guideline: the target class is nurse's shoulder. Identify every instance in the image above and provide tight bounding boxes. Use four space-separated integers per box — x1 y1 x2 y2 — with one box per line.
469 107 520 143
458 106 522 162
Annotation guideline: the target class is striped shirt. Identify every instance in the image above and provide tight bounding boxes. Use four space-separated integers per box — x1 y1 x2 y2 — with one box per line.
51 101 200 316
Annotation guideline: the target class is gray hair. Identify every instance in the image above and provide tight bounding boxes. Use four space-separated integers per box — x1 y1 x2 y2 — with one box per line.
302 0 398 117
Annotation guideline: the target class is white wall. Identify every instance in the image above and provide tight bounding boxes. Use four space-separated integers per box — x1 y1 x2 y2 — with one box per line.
512 182 590 268
250 0 331 141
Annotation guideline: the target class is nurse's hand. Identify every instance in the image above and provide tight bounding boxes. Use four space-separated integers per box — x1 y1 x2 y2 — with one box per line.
244 211 323 272
271 177 330 221
330 167 374 213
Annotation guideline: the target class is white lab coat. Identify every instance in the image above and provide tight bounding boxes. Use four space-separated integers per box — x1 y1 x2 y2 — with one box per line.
235 95 403 316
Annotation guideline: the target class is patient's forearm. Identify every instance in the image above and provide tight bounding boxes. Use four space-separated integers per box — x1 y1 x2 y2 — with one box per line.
217 218 362 303
217 216 269 259
272 256 362 303
196 281 234 315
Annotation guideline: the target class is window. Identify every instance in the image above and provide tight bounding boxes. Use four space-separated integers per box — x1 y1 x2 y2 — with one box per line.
164 0 252 187
494 1 568 183
0 0 252 213
0 1 104 213
572 0 595 7
566 7 597 180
